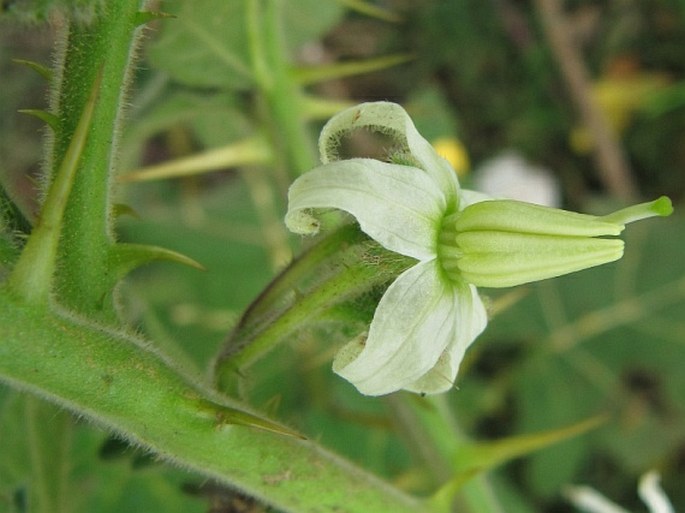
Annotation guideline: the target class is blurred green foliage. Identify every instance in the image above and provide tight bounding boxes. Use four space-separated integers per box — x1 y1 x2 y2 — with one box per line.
1 1 683 512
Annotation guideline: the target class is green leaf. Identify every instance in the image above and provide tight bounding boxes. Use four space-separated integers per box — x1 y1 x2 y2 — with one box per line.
8 69 101 304
110 242 206 278
0 395 74 513
0 392 206 513
119 136 271 182
147 0 253 90
452 416 605 476
281 0 344 51
118 177 273 368
134 10 175 27
515 355 595 496
18 109 59 131
120 91 255 173
337 0 403 22
477 213 685 497
12 59 52 80
0 0 107 23
293 53 414 85
147 0 344 90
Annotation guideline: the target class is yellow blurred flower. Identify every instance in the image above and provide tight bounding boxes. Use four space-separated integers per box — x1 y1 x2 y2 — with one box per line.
432 137 470 176
571 71 670 153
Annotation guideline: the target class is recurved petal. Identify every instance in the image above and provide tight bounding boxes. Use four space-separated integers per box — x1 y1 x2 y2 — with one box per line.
333 260 458 396
318 102 461 210
285 158 445 260
404 283 487 394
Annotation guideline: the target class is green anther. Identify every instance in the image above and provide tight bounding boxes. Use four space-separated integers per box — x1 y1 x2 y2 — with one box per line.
436 199 632 288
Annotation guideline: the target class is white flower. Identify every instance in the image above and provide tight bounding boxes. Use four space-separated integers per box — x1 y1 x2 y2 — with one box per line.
285 102 673 396
474 151 561 207
566 470 674 513
286 102 488 395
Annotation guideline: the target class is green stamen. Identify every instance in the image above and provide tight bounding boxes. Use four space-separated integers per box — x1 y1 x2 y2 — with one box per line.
434 198 667 289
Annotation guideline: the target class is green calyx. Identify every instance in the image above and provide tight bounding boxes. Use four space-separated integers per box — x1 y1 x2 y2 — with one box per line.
438 197 673 288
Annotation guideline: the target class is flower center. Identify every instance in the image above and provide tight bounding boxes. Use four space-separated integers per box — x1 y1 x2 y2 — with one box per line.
436 211 465 284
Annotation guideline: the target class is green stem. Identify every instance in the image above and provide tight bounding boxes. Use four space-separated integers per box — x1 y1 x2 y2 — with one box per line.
25 399 50 513
247 0 316 178
49 0 150 321
0 293 434 513
387 395 504 513
229 223 366 335
119 135 273 182
25 399 72 513
214 227 410 394
548 271 685 352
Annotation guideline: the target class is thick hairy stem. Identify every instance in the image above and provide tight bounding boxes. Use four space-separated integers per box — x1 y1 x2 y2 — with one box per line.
247 0 316 179
48 0 151 321
0 292 433 513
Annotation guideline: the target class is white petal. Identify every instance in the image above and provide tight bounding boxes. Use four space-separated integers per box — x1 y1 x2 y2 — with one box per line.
638 472 674 513
333 260 457 396
473 152 561 207
285 158 444 260
564 485 631 513
404 283 487 394
319 102 461 210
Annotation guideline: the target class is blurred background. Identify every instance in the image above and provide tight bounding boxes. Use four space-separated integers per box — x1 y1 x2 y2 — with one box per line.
1 1 684 512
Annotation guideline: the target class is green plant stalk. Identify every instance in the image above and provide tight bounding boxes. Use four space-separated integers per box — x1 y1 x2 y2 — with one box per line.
48 0 150 321
215 235 409 394
387 395 505 513
247 0 316 178
25 399 73 513
229 223 367 337
118 135 273 182
294 54 414 85
548 270 685 352
0 293 433 513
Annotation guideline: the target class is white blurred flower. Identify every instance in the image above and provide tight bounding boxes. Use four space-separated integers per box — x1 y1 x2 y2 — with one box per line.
474 151 561 207
566 471 674 513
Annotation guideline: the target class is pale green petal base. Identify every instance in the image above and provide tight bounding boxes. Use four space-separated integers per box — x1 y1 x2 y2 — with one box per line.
334 261 487 396
333 260 458 395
